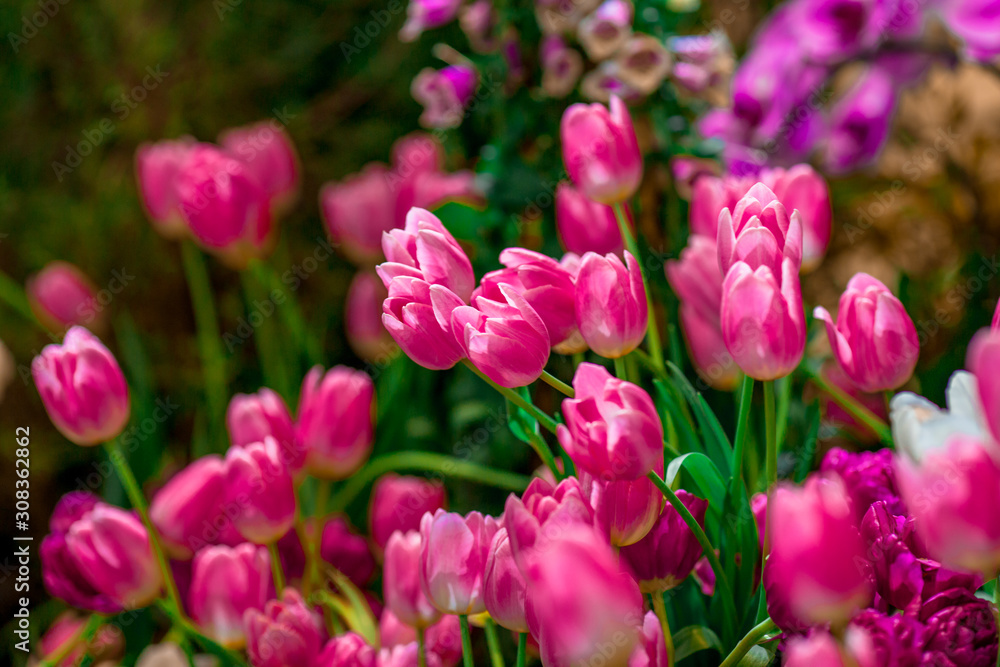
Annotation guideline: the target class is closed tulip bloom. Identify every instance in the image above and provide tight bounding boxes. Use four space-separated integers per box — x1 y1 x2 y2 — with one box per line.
764 164 832 271
384 530 442 629
814 273 919 392
227 388 304 472
26 262 101 333
503 477 595 561
420 509 500 615
628 611 668 667
380 208 475 301
555 182 625 256
763 476 873 631
561 95 642 204
380 276 466 370
317 632 377 667
450 285 551 387
620 490 707 592
557 362 663 480
717 183 803 275
244 588 325 667
575 251 647 358
483 528 529 632
370 474 448 552
218 122 300 216
582 464 663 547
224 437 296 544
967 328 1000 444
412 65 478 130
297 365 375 479
321 165 398 266
320 517 376 586
576 0 632 61
189 544 273 647
150 455 229 559
346 272 395 362
135 138 196 238
32 326 130 446
174 144 273 268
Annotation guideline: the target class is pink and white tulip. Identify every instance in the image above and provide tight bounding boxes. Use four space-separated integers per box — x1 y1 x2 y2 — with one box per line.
380 276 467 370
503 476 595 562
581 464 663 547
482 528 529 632
384 530 442 629
419 509 500 615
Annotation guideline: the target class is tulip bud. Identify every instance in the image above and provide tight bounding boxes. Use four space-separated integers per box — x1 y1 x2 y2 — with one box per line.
967 328 1000 445
541 37 584 99
244 588 325 667
399 0 462 42
620 490 706 592
384 530 442 629
317 632 378 667
560 96 643 204
219 122 300 217
370 474 448 553
224 437 297 544
450 285 551 388
503 477 595 562
346 272 396 362
26 262 102 333
557 362 663 480
483 528 529 632
763 476 873 631
814 273 919 392
411 65 478 130
419 509 500 615
764 164 832 271
227 388 304 472
320 165 398 266
581 465 663 547
296 365 375 479
320 517 376 586
32 326 130 446
628 611 668 667
380 208 475 301
576 0 632 61
150 455 229 559
575 251 647 358
135 138 196 238
555 183 625 256
189 543 273 647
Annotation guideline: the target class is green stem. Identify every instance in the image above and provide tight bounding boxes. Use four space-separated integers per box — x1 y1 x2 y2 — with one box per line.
651 593 675 667
540 370 574 397
180 242 227 443
718 618 778 667
763 381 777 556
328 451 532 513
240 271 293 400
39 614 104 667
460 615 474 667
417 625 428 667
103 441 185 618
249 259 323 367
613 356 627 379
731 376 754 491
647 471 738 641
463 360 560 434
526 426 563 480
803 365 893 445
516 632 527 667
484 618 505 667
612 202 663 369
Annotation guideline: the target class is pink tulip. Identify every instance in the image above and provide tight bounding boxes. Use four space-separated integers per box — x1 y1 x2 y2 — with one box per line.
764 164 832 271
244 588 325 667
557 362 663 480
380 277 466 370
394 170 485 225
384 530 442 629
503 477 595 562
64 503 163 609
173 143 273 268
296 365 375 480
380 208 475 301
967 328 1000 445
450 285 551 387
483 528 529 632
687 173 751 238
135 137 196 238
392 133 444 178
411 65 478 130
619 490 707 592
541 37 584 99
379 610 462 667
346 272 396 362
224 437 297 544
420 509 500 615
581 464 663 547
320 165 398 266
379 642 444 667
189 543 273 647
32 326 130 446
317 632 377 667
26 261 102 332
399 0 462 41
227 388 305 472
36 612 123 667
555 183 626 256
576 0 633 61
575 251 647 358
763 476 873 631
150 455 229 559
561 95 643 204
628 611 668 667
219 121 300 216
717 182 802 275
319 517 376 586
370 474 448 553
814 273 919 392
782 633 849 667
665 235 742 391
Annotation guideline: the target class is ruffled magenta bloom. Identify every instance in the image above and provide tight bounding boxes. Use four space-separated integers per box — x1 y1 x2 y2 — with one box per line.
619 490 707 592
764 164 832 271
320 164 398 265
555 183 625 256
560 95 642 204
557 362 663 480
576 0 632 61
26 262 101 332
825 66 896 174
346 272 395 362
968 327 1000 445
399 0 462 41
189 543 273 647
628 611 668 667
482 528 529 632
135 137 196 238
317 632 377 667
419 509 500 615
919 589 998 665
503 476 595 562
32 326 130 446
846 608 924 667
820 447 904 522
296 365 375 479
763 476 872 631
379 208 475 301
173 143 273 268
541 37 584 99
150 455 229 559
665 235 741 391
380 276 466 370
411 65 478 130
244 588 325 667
814 273 919 392
224 437 297 544
450 285 550 387
320 517 376 586
575 251 647 358
370 474 448 552
384 530 442 629
227 388 304 472
581 464 663 547
218 121 300 216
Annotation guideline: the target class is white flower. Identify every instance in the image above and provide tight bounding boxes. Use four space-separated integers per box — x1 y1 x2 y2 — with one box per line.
890 370 987 463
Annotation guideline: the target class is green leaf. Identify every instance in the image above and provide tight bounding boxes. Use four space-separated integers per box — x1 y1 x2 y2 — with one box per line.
738 645 775 667
653 379 699 454
795 403 821 483
666 362 732 477
674 625 723 662
666 452 726 539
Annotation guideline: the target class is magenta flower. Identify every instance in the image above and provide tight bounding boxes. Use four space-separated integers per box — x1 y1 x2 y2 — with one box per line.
380 276 466 370
227 388 304 473
320 517 376 587
379 207 475 301
628 611 668 667
244 588 325 667
369 474 448 553
189 543 273 647
134 137 196 238
411 65 478 130
968 327 1000 445
555 182 625 256
399 0 462 41
320 164 398 266
297 365 375 480
482 528 529 632
819 447 904 522
575 251 647 359
150 455 229 558
825 66 896 174
560 95 643 204
419 509 500 615
218 121 300 217
502 476 595 562
619 490 707 592
224 437 297 544
846 609 924 667
384 530 442 629
581 465 663 547
919 589 999 665
317 632 377 667
764 164 832 271
26 262 102 333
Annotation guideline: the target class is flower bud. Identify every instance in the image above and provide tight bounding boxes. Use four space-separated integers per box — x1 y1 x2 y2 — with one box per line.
135 138 196 238
26 262 102 333
297 365 375 479
575 251 647 358
370 474 448 553
189 543 273 647
555 182 625 256
219 121 300 217
560 96 642 204
420 509 500 615
150 455 229 558
384 530 442 629
227 388 304 472
581 465 663 547
620 490 707 592
224 437 297 544
244 588 325 667
764 164 831 271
